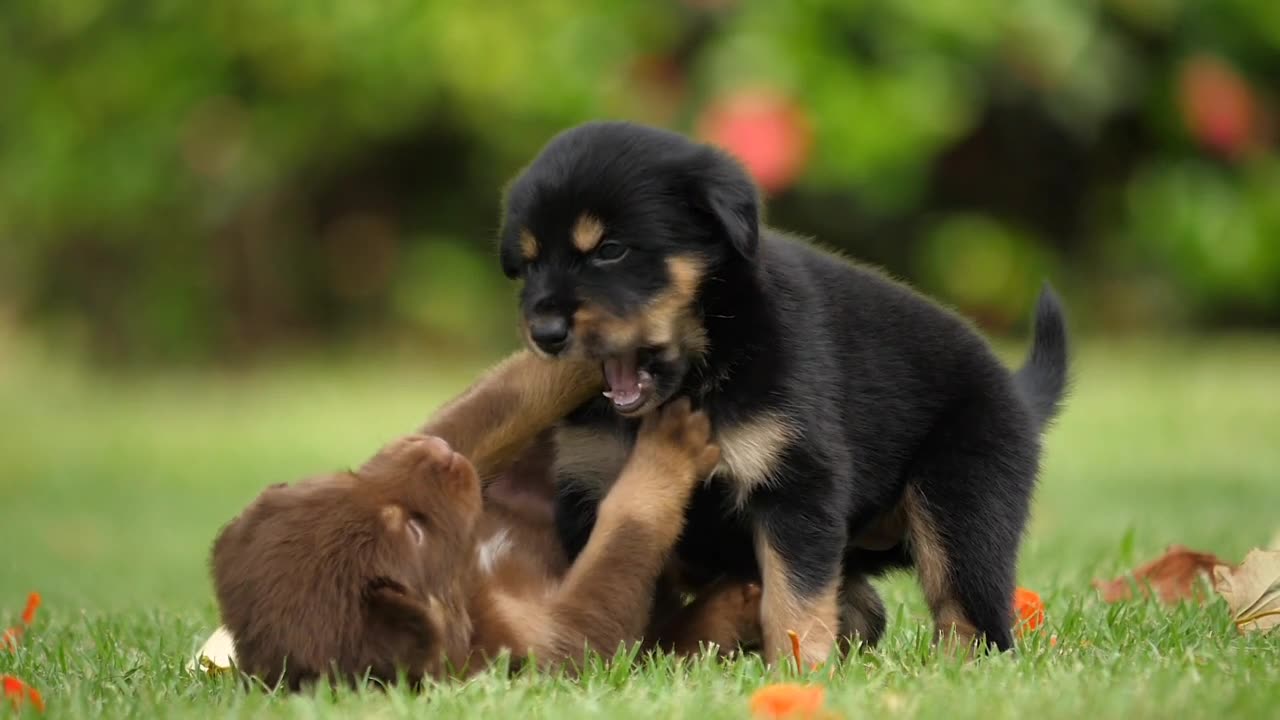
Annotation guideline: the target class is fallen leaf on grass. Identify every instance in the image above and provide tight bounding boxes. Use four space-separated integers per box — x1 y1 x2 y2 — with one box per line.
1093 545 1228 604
187 625 238 674
2 676 44 713
750 684 834 719
1213 548 1280 634
1013 587 1044 635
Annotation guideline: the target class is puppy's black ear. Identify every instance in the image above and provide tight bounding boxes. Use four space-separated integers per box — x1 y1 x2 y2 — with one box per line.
690 150 761 260
497 223 524 279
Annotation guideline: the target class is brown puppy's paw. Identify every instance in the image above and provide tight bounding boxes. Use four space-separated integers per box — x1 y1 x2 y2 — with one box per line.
373 434 478 489
634 397 721 480
701 580 765 648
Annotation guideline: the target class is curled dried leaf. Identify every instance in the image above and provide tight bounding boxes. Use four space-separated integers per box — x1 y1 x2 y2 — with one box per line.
1093 545 1228 604
1213 548 1280 634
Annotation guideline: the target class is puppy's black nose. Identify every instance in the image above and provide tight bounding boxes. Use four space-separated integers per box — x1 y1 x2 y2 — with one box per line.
529 315 570 354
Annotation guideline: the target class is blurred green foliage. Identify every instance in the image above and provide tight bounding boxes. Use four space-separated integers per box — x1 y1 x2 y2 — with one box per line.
0 0 1276 363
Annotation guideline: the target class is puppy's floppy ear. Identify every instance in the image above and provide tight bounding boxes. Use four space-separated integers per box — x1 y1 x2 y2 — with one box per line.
498 223 524 279
363 581 441 672
498 177 532 279
689 149 761 260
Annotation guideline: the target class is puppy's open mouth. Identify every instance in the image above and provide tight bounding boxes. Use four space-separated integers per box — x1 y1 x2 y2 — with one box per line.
601 350 656 414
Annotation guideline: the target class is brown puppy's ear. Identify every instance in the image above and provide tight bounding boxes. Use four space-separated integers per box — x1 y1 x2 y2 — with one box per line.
691 148 761 260
363 581 441 679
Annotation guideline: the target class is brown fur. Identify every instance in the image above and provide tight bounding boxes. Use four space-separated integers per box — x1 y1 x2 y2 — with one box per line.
419 350 600 481
211 356 756 688
649 577 763 655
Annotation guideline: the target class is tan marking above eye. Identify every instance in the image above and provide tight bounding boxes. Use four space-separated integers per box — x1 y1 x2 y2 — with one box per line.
572 213 605 253
519 229 539 261
637 254 707 351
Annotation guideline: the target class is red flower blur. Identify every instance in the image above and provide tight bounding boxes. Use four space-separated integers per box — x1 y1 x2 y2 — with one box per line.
1177 54 1261 159
697 88 812 194
2 676 45 713
3 592 41 652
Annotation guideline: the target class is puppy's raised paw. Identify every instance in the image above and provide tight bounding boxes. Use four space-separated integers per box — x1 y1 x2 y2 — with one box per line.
635 398 721 479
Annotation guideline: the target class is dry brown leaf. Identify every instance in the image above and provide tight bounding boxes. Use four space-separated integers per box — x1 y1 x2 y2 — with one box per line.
1213 548 1280 634
1092 544 1229 604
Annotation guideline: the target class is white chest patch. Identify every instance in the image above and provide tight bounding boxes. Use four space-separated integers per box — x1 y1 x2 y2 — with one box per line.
475 528 513 575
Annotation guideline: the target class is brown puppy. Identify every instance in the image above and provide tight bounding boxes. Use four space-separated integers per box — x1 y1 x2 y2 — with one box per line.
211 352 758 688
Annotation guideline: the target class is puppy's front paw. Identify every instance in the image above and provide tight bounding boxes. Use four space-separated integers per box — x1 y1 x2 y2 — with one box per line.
700 580 764 647
634 398 721 480
367 434 477 489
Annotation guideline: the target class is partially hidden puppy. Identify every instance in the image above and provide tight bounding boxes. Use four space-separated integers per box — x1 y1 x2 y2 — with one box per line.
211 351 758 689
497 121 1071 665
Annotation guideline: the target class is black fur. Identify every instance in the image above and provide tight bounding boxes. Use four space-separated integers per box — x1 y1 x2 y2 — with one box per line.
498 121 1070 653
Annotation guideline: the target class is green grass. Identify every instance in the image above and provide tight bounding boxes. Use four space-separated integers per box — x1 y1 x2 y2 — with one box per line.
2 335 1278 719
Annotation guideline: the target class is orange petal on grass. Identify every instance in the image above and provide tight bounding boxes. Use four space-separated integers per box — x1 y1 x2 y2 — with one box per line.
1013 587 1045 635
21 593 41 627
750 683 827 719
786 629 802 673
2 676 45 713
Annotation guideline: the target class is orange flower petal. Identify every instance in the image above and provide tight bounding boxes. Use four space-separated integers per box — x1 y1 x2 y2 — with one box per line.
786 630 802 673
21 593 41 627
1012 587 1045 635
750 683 826 719
27 687 45 713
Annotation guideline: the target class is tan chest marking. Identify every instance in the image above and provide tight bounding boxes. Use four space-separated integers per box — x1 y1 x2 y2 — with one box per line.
552 412 795 508
712 412 797 510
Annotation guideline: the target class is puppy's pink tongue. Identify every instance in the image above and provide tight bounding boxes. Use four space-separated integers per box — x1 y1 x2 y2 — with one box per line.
603 355 641 408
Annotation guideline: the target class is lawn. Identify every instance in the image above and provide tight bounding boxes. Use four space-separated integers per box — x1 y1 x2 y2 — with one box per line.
1 334 1278 719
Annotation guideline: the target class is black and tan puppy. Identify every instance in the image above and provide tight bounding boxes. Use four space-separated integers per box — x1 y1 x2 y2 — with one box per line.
497 121 1070 665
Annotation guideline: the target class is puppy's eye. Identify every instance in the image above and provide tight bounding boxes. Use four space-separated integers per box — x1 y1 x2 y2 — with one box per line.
407 515 426 546
593 241 628 264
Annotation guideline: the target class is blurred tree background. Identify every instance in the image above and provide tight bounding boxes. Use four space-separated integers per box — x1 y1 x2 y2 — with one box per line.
1 0 1277 365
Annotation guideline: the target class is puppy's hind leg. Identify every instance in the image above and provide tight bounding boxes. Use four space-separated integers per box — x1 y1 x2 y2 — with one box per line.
836 573 886 654
903 424 1038 654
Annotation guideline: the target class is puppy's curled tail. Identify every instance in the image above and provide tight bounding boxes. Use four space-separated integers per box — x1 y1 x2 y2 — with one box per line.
1013 282 1070 430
